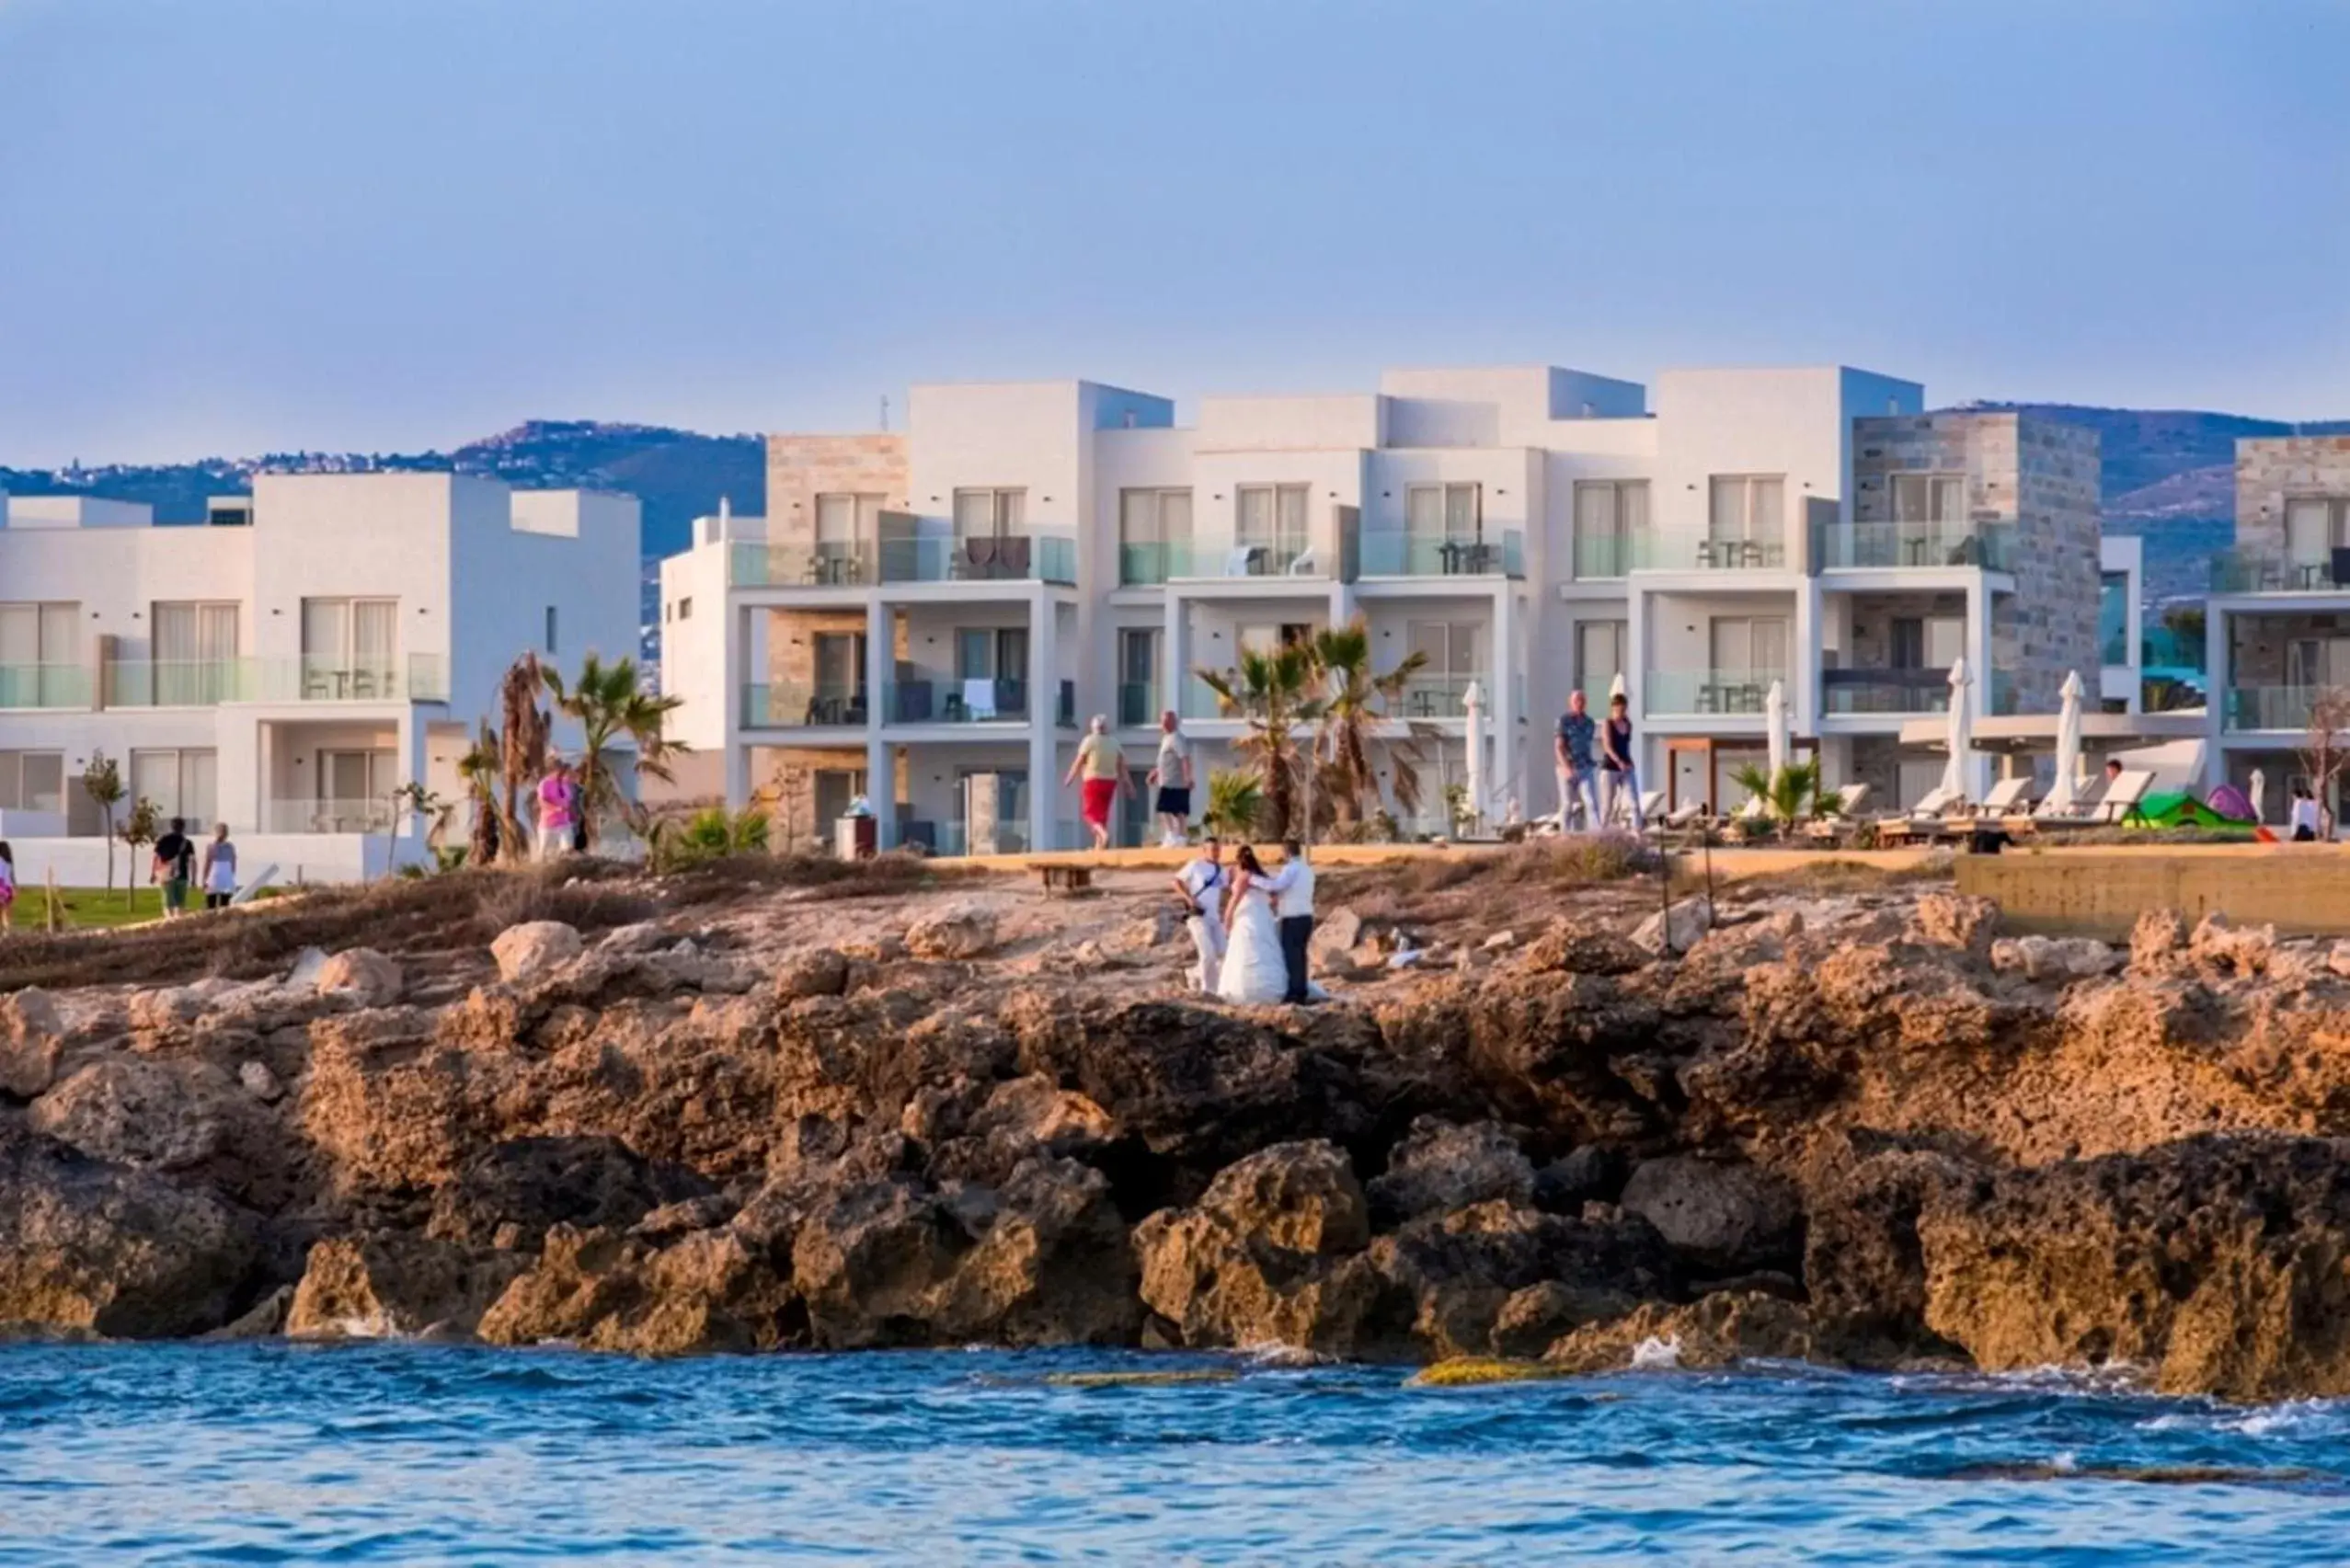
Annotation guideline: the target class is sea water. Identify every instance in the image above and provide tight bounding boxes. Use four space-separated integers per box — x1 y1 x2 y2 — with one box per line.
5 1343 2348 1563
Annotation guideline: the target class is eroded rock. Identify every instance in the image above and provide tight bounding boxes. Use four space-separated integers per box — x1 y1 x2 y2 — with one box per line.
492 921 583 982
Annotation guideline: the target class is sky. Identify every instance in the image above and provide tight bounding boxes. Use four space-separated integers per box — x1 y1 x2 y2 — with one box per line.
1 0 2345 465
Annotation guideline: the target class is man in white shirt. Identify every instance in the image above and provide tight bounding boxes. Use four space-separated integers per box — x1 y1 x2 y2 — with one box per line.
1172 836 1227 993
1261 838 1317 1004
1149 710 1194 848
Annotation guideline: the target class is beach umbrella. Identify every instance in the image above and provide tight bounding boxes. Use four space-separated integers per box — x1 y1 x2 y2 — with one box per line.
1765 678 1790 786
1608 670 1627 703
2250 768 2267 824
1462 679 1485 834
1940 657 1973 802
2044 670 2085 814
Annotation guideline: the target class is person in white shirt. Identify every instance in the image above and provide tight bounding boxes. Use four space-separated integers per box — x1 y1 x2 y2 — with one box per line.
1149 711 1194 848
1259 838 1317 1004
1172 836 1227 992
2290 781 2325 842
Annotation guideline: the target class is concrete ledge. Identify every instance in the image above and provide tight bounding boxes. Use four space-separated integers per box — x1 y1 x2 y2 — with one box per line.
1958 844 2350 937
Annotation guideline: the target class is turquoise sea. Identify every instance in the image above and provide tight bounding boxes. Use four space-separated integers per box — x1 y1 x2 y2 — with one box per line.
4 1344 2347 1563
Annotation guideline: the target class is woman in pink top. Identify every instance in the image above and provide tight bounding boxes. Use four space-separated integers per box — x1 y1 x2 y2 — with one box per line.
535 761 577 862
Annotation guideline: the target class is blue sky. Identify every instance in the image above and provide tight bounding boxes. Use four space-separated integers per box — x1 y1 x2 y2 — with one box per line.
1 0 2344 464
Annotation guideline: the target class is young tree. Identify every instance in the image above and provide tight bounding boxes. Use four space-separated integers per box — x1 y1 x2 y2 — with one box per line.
82 750 124 898
116 795 160 907
2301 687 2350 838
1203 767 1266 840
1195 643 1323 841
768 758 810 854
456 720 503 866
539 653 688 848
1308 617 1433 833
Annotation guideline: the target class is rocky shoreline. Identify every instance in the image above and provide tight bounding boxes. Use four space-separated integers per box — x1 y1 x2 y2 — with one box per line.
9 854 2350 1400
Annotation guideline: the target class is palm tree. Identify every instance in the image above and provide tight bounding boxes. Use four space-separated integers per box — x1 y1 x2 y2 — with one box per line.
497 653 549 855
1309 618 1432 832
1730 759 1841 832
539 652 689 847
456 720 502 865
1203 767 1265 840
1195 642 1322 840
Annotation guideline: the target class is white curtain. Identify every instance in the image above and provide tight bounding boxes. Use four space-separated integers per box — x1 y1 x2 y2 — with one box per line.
303 599 348 665
1444 484 1479 540
1276 485 1308 553
2287 499 2331 563
1236 487 1273 547
1159 490 1191 548
0 605 37 667
1407 486 1443 535
1709 477 1747 542
354 601 397 684
183 750 218 829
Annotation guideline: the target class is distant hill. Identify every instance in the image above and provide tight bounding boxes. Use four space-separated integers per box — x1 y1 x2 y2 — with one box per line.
0 420 765 562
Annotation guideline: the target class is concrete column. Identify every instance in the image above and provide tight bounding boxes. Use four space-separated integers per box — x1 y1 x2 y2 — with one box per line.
1492 584 1519 811
1964 578 1993 802
720 599 748 811
1028 589 1058 852
1622 588 1650 818
2205 604 2230 792
1164 589 1190 724
865 596 893 847
1793 578 1821 741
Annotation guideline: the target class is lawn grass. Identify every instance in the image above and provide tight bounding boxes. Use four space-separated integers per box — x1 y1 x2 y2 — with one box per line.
31 886 169 931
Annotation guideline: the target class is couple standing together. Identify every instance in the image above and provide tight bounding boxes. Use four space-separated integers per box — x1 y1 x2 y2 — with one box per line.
1174 837 1316 1005
1554 689 1638 831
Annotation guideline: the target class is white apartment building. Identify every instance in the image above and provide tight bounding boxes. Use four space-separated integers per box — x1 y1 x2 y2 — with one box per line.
660 366 2143 852
0 474 639 883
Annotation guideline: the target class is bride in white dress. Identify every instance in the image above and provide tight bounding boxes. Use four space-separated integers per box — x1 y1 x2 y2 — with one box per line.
1217 846 1289 1004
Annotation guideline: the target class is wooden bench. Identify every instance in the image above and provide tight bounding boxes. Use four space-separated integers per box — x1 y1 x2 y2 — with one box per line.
1030 862 1095 896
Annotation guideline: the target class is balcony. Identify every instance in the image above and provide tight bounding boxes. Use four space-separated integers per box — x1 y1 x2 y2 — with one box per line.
1118 541 1193 586
2226 686 2320 731
1118 681 1161 727
1379 673 1495 721
1645 668 1788 716
1571 531 1655 579
878 533 1077 586
104 659 246 707
1821 521 2017 573
1357 532 1525 579
2210 550 2346 594
740 681 867 728
0 662 91 709
1655 535 1789 572
261 796 397 834
1821 669 1952 715
729 542 872 588
879 677 1037 725
251 656 448 703
1174 537 1322 580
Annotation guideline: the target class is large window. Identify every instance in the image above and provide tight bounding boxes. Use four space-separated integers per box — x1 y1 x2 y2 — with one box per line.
1118 627 1160 726
1118 488 1193 583
301 597 399 695
131 748 218 828
1573 482 1648 577
1892 474 1969 524
1708 475 1785 543
2285 497 2350 563
0 601 82 705
1404 483 1481 539
1888 616 1965 670
952 488 1026 540
1709 616 1790 674
2099 572 2130 666
1235 485 1310 560
151 601 240 704
1576 621 1627 694
812 631 866 699
0 750 65 813
815 492 885 544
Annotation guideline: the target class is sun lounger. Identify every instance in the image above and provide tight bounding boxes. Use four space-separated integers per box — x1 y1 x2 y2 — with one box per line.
1975 776 2035 818
1636 789 1665 827
1874 784 1966 845
1803 782 1872 841
2035 769 2154 826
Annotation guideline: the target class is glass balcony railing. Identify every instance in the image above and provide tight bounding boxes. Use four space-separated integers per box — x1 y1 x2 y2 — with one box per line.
1571 531 1655 578
104 659 246 707
1655 534 1790 571
1821 670 1952 715
1380 673 1496 720
879 677 1036 724
1118 541 1195 586
2142 628 2207 674
2227 686 2320 731
1174 537 1319 579
1181 674 1229 720
1118 681 1160 727
1357 532 1525 578
877 532 1077 585
261 796 398 834
740 681 867 727
729 542 872 587
1989 670 2020 715
1821 521 2017 573
0 662 91 709
1644 668 1789 716
2210 550 2345 594
97 656 445 705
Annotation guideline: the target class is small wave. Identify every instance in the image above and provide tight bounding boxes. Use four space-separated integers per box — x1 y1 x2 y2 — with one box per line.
1630 1335 1680 1370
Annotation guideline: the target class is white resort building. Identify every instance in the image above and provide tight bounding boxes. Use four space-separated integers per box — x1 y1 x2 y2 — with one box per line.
659 365 2147 852
0 475 640 884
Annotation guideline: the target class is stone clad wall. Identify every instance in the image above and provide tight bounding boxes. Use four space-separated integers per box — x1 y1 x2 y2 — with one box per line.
2235 436 2350 555
1849 412 2100 715
765 435 910 548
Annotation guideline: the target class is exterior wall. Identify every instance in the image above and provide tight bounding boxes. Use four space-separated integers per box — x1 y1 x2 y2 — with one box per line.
2235 436 2350 555
450 484 641 731
747 744 871 851
657 542 731 749
763 435 909 550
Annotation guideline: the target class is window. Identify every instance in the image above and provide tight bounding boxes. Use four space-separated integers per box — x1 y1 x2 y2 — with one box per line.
1709 616 1790 674
2285 498 2350 563
812 769 866 830
1237 622 1313 657
1708 475 1785 544
1888 616 1963 670
812 632 865 698
149 601 240 704
1235 485 1310 559
1573 482 1648 577
1576 621 1628 693
301 598 398 670
952 488 1026 540
679 596 694 621
1118 628 1160 726
1404 483 1481 540
1406 621 1485 677
1892 474 1969 524
815 493 884 544
2099 573 2130 666
0 601 80 665
0 750 65 813
1118 488 1193 583
544 606 558 655
131 748 218 827
320 749 395 809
